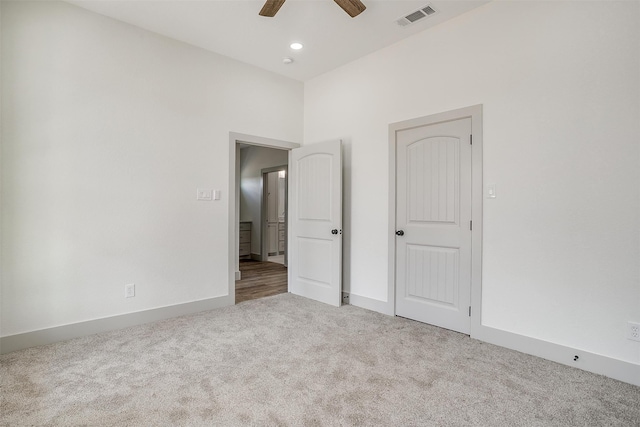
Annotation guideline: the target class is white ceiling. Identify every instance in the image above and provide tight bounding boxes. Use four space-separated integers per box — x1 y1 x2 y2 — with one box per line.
67 0 489 82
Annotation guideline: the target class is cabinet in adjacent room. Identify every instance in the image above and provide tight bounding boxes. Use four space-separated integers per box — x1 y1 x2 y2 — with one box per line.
239 221 251 259
278 222 285 254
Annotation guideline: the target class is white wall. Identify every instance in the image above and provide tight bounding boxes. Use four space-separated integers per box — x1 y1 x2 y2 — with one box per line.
239 146 288 256
1 1 303 336
304 1 640 364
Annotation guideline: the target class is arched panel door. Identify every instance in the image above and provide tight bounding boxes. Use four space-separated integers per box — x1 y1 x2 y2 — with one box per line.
396 118 472 333
288 140 342 307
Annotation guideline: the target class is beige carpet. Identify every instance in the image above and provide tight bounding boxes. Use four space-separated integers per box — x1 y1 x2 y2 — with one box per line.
2 293 639 426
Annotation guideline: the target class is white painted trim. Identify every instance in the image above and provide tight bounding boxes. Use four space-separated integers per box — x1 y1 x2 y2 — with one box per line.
348 293 394 316
388 105 483 333
228 132 300 300
473 325 640 387
0 296 232 354
231 141 241 298
387 125 397 312
230 132 300 151
469 106 484 337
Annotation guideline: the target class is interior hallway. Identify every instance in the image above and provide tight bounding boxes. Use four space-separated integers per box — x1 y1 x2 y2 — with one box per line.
236 260 287 303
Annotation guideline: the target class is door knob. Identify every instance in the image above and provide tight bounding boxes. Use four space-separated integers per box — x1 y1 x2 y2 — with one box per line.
331 229 339 235
395 230 404 236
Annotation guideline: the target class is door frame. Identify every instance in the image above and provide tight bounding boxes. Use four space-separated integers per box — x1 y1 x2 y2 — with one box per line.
388 105 483 336
260 165 288 263
228 132 299 302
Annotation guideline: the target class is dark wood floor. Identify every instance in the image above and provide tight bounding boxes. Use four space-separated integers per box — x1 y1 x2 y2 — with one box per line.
235 260 287 303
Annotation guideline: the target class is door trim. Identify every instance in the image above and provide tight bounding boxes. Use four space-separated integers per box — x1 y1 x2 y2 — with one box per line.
228 132 300 302
388 105 483 336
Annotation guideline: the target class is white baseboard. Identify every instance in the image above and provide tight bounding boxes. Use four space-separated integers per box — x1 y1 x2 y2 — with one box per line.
472 325 640 387
235 270 241 280
347 294 639 387
348 293 394 316
4 292 637 387
0 295 233 355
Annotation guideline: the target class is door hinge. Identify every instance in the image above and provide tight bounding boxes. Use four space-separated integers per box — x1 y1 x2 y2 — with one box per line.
470 134 473 145
469 306 472 317
470 221 472 231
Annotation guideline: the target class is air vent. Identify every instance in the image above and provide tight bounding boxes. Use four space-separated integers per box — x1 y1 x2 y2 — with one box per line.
405 10 425 23
422 6 436 15
396 4 438 27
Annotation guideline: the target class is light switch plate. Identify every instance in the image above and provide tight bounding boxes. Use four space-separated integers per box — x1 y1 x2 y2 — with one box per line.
486 184 497 199
213 190 221 200
197 189 213 201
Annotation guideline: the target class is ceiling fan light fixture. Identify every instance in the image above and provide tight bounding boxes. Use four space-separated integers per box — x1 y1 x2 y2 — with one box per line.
290 42 303 50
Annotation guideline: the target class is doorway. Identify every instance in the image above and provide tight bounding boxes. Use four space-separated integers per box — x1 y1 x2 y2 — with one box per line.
237 148 287 302
389 105 483 335
228 132 300 304
261 166 287 266
229 133 344 308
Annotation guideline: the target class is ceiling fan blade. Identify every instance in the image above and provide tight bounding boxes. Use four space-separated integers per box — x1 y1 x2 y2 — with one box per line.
259 0 286 17
334 0 366 18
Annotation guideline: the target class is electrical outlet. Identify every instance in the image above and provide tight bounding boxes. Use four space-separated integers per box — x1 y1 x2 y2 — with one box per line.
342 293 349 305
125 283 135 298
628 322 640 342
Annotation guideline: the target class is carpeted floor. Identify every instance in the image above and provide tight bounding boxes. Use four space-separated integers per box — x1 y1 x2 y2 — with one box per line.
1 293 639 426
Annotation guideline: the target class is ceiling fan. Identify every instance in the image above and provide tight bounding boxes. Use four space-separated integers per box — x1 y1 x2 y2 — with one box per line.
259 0 366 18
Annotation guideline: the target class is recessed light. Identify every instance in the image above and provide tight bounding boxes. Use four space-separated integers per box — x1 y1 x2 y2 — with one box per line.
290 42 303 50
283 57 294 64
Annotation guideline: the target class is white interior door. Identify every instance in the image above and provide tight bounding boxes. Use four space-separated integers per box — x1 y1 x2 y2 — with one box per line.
395 118 472 334
288 140 342 307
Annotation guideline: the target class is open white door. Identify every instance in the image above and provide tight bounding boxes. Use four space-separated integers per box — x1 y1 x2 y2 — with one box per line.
288 140 342 307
